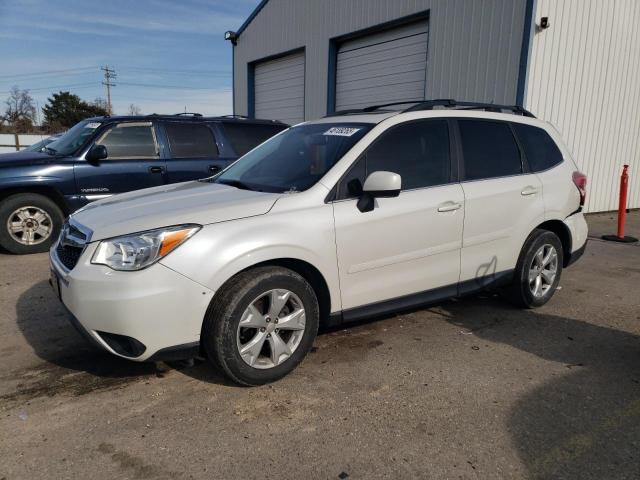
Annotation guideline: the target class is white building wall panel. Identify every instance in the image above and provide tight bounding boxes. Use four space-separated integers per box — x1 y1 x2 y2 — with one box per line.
525 0 640 212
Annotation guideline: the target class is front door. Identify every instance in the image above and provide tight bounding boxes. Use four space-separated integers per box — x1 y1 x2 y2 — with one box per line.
332 119 464 311
74 121 165 199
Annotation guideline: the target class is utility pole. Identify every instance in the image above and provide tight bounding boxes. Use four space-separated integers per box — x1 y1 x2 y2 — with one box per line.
101 65 117 115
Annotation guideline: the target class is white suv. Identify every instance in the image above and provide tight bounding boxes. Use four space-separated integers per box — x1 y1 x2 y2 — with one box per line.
50 100 588 385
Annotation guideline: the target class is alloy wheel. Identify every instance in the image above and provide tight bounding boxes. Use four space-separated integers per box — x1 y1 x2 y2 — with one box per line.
236 289 306 369
7 206 53 246
528 243 558 298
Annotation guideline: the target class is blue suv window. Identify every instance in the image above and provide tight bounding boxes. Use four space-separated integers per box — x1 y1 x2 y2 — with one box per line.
165 123 218 158
96 123 157 159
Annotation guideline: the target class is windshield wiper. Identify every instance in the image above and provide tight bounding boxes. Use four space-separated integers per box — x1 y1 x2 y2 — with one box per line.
216 179 254 191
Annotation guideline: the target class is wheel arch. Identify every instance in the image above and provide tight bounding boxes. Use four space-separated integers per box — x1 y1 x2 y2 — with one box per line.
0 186 69 216
212 257 334 328
533 219 572 267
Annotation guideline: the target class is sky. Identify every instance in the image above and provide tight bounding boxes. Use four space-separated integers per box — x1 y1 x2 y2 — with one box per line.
0 0 261 119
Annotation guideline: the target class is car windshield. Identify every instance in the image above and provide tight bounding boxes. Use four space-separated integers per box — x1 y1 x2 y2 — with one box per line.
213 122 372 193
24 138 49 152
46 120 102 156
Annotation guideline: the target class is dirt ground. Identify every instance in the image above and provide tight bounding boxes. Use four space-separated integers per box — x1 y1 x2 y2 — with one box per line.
1 212 638 479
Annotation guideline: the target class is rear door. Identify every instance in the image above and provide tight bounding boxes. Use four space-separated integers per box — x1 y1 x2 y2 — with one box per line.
456 118 545 291
162 121 227 182
75 121 166 197
332 119 464 311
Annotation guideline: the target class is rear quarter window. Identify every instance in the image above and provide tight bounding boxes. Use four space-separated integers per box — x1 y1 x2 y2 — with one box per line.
165 122 218 158
222 123 287 156
511 123 564 172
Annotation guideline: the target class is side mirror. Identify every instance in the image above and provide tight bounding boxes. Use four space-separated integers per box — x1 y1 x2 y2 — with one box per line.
86 144 108 163
357 171 401 212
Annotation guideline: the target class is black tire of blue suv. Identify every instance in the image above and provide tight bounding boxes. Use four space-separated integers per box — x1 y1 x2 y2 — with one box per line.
0 193 64 255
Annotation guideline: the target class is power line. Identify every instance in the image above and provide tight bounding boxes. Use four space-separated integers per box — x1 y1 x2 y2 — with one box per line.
118 66 231 76
0 82 99 95
101 65 117 115
118 81 229 90
0 67 98 80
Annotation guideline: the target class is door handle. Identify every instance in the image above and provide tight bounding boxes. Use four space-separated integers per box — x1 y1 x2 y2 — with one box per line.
521 186 538 196
148 166 164 174
208 165 221 174
437 201 462 213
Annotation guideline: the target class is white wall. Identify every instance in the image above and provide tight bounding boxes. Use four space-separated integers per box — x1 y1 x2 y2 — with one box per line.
0 134 48 153
525 0 640 212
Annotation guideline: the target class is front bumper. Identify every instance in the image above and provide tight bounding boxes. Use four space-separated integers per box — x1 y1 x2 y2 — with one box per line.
50 242 214 361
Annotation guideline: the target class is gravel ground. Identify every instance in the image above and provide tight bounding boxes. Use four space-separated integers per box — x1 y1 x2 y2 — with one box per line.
0 212 638 480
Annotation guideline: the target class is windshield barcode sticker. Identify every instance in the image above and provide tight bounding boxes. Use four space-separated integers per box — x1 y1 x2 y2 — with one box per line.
323 127 361 137
85 122 101 129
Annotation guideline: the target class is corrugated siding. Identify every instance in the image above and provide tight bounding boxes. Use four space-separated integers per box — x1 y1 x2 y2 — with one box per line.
234 0 527 120
525 0 640 212
335 20 429 111
254 51 305 124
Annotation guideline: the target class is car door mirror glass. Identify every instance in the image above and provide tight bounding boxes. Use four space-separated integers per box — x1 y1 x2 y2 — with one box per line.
86 144 108 164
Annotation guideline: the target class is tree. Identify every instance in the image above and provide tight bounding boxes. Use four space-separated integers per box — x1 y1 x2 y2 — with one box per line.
2 86 37 132
128 104 142 116
42 91 108 129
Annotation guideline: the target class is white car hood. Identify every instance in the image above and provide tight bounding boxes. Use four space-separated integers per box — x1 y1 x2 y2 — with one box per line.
71 181 281 241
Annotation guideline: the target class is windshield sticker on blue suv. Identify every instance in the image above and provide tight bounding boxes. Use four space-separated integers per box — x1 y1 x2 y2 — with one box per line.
323 127 361 137
85 122 101 129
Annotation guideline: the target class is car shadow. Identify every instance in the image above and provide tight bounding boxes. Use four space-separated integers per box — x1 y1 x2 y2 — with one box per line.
13 280 236 390
438 294 640 480
13 279 640 477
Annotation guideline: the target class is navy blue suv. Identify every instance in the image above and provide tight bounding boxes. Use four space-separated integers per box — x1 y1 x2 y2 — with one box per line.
0 114 287 254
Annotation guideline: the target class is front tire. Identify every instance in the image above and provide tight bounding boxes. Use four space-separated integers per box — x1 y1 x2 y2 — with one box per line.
202 266 319 386
506 229 564 308
0 193 64 254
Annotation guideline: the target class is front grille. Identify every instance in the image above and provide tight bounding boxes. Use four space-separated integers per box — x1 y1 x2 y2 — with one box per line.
56 242 83 270
68 224 88 242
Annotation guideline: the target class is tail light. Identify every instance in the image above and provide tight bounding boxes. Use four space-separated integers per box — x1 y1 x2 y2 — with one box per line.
572 171 587 206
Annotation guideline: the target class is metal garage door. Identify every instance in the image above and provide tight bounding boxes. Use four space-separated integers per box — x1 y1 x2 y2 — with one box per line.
254 51 305 124
335 20 428 111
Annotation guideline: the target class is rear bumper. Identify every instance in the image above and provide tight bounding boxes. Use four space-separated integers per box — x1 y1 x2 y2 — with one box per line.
565 240 586 267
563 211 588 266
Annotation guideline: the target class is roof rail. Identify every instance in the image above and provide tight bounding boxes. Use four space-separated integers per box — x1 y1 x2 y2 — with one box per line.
403 99 536 117
329 100 424 117
219 114 249 119
174 112 203 117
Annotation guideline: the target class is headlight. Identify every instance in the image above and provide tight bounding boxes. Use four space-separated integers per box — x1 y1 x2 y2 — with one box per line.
91 224 200 271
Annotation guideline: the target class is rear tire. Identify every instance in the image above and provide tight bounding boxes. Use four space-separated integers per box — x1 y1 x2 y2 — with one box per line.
506 229 564 308
0 193 64 254
202 266 319 386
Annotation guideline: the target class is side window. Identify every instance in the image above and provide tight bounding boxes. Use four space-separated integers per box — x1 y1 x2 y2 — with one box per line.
165 123 218 158
223 123 288 157
511 123 563 172
337 156 366 199
458 120 522 181
336 120 450 199
96 123 157 159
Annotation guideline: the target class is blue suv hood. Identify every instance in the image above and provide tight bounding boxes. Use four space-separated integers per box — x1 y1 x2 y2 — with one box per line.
0 150 58 167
